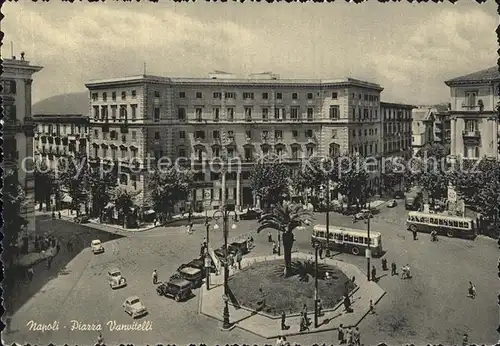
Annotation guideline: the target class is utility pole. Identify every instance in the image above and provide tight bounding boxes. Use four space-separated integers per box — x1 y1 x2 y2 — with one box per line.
314 244 319 328
326 178 330 258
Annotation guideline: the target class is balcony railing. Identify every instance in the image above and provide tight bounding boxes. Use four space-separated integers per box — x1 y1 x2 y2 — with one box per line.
462 130 480 138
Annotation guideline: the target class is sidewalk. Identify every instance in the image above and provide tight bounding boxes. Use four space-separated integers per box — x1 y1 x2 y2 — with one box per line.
35 209 157 233
201 253 385 339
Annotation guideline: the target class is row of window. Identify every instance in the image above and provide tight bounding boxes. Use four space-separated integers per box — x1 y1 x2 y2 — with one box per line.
92 91 137 102
383 109 411 121
353 128 378 137
186 129 317 141
352 143 379 156
351 107 378 122
408 215 471 229
314 231 375 245
93 129 138 142
384 122 411 134
352 93 379 102
384 140 412 154
174 106 340 122
182 91 340 101
93 105 137 122
37 124 87 135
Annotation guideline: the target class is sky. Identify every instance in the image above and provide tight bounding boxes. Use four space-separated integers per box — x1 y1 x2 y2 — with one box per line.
2 1 498 105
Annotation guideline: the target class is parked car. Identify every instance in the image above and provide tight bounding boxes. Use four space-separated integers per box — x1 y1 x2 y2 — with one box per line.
156 279 193 302
122 296 148 318
107 267 127 289
91 239 104 254
239 209 262 220
387 200 397 208
178 257 216 274
228 239 250 255
74 215 90 224
171 266 204 288
354 209 374 221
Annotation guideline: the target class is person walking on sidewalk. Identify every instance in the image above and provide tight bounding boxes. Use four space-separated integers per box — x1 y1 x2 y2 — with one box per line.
236 251 242 270
27 267 34 282
268 231 273 242
152 270 158 285
338 324 346 344
281 311 289 330
371 265 377 282
391 261 397 276
353 327 361 346
346 327 353 346
467 281 476 299
412 229 418 240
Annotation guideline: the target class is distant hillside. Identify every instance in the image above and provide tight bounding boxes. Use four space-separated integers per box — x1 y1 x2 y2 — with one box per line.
33 91 89 115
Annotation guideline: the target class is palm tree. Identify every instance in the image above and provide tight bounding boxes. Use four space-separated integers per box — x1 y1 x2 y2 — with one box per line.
257 202 313 277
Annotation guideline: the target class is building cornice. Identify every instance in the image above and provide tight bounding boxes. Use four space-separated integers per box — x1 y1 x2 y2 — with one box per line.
444 80 499 87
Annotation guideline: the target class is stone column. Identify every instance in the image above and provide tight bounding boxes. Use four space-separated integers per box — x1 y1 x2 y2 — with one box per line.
236 171 241 210
221 171 226 204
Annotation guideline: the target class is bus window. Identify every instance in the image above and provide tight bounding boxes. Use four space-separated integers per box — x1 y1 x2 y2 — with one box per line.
438 219 444 225
423 217 429 223
353 236 359 243
458 222 464 228
364 237 369 244
452 221 458 228
443 219 449 226
347 235 353 242
430 218 435 224
344 234 349 241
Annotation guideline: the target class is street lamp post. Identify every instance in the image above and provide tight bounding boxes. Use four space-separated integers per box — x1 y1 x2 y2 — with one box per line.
326 178 331 258
365 196 372 281
314 243 320 328
213 199 238 331
204 215 211 290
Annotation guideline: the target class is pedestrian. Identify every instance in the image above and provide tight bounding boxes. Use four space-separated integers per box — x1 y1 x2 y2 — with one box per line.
188 223 194 234
152 269 158 284
381 257 388 271
282 336 290 346
344 294 352 312
200 243 205 257
58 211 61 219
346 327 353 346
97 332 104 346
236 251 242 270
468 281 476 299
405 264 411 279
317 298 324 316
268 231 273 242
412 229 418 240
46 256 52 269
369 299 375 314
401 266 407 279
275 336 283 346
319 247 323 259
353 326 361 346
272 241 278 254
371 265 377 282
27 267 34 282
462 333 468 346
281 311 289 330
338 324 346 344
351 276 356 285
391 261 397 276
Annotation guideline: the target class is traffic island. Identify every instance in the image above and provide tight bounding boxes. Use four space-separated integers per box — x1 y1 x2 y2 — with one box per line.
200 253 386 339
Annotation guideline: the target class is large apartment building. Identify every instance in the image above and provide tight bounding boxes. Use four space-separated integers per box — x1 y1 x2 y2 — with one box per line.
2 54 43 233
380 102 415 159
85 72 385 211
33 114 90 170
444 66 499 161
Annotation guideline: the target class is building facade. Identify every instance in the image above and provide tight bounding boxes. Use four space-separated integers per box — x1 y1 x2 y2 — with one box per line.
33 114 90 171
2 54 43 233
85 73 385 211
380 102 415 159
411 107 436 156
433 104 451 153
444 66 499 161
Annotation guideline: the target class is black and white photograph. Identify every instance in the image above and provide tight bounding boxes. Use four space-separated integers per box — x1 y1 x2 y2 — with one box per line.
1 1 499 345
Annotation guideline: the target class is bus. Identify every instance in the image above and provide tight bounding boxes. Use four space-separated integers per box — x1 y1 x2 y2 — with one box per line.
406 211 476 239
311 225 383 257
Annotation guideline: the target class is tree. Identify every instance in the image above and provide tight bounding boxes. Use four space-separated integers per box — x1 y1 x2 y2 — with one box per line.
250 160 291 210
380 158 405 195
412 148 449 202
148 166 193 223
88 165 118 221
2 170 28 264
257 202 312 277
293 156 337 199
449 158 500 232
336 156 369 209
34 160 57 211
113 188 140 228
416 143 448 161
58 153 90 216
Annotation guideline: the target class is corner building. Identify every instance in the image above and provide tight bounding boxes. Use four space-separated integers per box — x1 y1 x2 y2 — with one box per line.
86 73 383 211
445 66 499 161
2 55 43 233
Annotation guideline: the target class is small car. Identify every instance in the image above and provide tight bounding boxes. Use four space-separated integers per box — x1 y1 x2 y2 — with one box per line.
91 239 104 254
122 296 148 318
354 209 373 221
228 239 250 255
387 200 397 208
239 209 262 220
107 267 127 289
171 266 203 288
74 215 90 224
156 279 193 302
178 257 216 274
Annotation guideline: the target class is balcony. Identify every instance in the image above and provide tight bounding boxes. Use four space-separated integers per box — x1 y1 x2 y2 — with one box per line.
462 130 480 138
213 138 221 145
307 136 317 144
